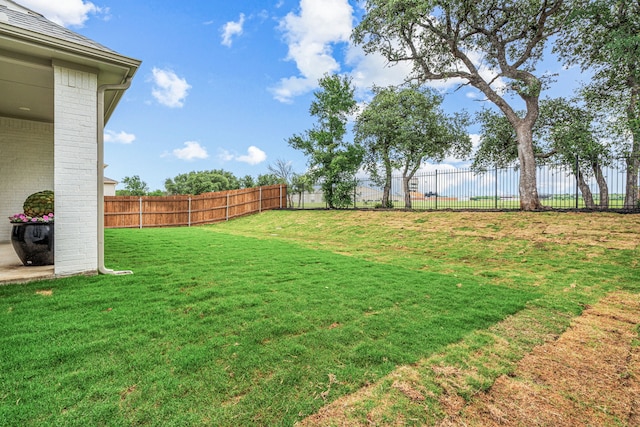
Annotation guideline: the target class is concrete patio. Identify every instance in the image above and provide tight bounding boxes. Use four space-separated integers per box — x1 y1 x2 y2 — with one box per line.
0 242 54 285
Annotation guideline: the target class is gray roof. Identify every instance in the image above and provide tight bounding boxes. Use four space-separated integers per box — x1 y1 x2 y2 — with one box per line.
0 0 118 55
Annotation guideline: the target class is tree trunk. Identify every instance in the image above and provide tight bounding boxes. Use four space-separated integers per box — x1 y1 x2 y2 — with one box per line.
624 155 639 209
624 86 640 209
515 123 542 210
382 182 391 207
593 163 609 209
576 169 595 209
324 185 334 209
382 166 392 208
402 175 412 209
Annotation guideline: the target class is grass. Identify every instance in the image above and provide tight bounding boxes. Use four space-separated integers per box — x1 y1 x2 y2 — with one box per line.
1 210 638 426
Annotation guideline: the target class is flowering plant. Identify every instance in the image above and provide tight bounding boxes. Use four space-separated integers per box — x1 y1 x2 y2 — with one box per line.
9 213 54 223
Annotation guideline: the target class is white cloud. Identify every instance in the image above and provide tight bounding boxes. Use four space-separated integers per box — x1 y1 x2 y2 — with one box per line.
217 149 235 162
269 2 504 104
150 68 191 108
104 130 136 144
236 146 267 165
218 146 267 165
271 0 354 103
470 133 481 150
221 13 245 47
18 0 107 27
172 141 209 161
270 76 318 104
345 44 412 94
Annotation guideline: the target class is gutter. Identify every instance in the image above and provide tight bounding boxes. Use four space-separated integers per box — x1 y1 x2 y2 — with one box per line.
0 22 142 70
97 78 134 275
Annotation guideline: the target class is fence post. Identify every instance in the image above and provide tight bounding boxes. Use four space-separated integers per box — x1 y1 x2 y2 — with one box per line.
354 179 357 208
280 185 283 209
435 170 438 210
188 197 191 227
139 197 142 229
259 187 262 213
576 155 579 209
495 167 498 210
226 193 229 221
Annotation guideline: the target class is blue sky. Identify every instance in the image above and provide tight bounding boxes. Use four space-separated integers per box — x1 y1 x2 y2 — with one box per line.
21 0 587 192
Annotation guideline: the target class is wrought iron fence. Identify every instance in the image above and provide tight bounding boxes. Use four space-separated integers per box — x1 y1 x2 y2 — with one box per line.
288 156 640 211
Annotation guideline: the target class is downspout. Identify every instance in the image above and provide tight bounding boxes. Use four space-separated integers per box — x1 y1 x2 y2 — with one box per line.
97 78 133 275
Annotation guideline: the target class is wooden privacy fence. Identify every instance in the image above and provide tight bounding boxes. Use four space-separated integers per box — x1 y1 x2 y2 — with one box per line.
105 185 287 228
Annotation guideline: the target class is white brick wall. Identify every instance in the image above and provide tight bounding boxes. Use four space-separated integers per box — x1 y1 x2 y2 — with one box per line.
53 65 98 276
0 117 54 242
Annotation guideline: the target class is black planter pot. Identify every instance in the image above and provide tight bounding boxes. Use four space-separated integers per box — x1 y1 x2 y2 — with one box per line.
10 223 54 266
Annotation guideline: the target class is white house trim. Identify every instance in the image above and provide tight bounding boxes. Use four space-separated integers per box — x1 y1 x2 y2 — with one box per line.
53 64 98 276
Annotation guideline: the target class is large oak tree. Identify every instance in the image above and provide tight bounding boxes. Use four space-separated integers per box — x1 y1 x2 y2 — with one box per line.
473 98 612 208
353 0 570 210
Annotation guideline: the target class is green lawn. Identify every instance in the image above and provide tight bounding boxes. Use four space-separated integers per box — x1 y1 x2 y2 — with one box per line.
1 210 638 426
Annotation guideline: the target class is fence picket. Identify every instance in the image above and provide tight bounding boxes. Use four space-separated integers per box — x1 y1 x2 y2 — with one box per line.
105 185 287 228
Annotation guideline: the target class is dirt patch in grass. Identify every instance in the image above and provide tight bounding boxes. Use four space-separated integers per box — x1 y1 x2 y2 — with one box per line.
297 292 640 426
439 291 640 426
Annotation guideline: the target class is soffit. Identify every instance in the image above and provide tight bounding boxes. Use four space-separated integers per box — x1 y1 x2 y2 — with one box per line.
0 2 141 123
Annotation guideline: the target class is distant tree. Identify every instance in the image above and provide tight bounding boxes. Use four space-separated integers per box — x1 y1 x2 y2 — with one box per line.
164 170 240 195
537 98 611 208
471 108 521 171
355 85 471 208
239 175 256 189
268 159 302 207
289 173 313 208
355 86 402 208
556 0 640 208
267 159 293 184
256 173 282 187
117 175 149 196
353 0 572 210
287 74 364 208
147 189 166 196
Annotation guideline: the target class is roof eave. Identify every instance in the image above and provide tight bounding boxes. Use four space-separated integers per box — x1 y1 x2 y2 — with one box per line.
0 23 141 121
0 23 141 73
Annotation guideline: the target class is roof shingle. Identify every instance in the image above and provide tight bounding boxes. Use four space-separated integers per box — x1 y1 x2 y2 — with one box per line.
0 0 118 54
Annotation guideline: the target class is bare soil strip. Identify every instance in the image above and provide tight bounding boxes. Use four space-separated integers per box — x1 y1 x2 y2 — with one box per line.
439 292 640 427
298 292 640 426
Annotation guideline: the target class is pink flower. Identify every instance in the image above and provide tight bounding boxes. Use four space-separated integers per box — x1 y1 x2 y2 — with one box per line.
8 212 54 223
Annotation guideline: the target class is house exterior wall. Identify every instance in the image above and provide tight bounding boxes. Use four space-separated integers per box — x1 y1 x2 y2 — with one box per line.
0 117 54 242
53 65 98 276
104 182 117 196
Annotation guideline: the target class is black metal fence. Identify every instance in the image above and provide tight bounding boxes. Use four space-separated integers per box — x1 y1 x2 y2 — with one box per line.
288 156 640 211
